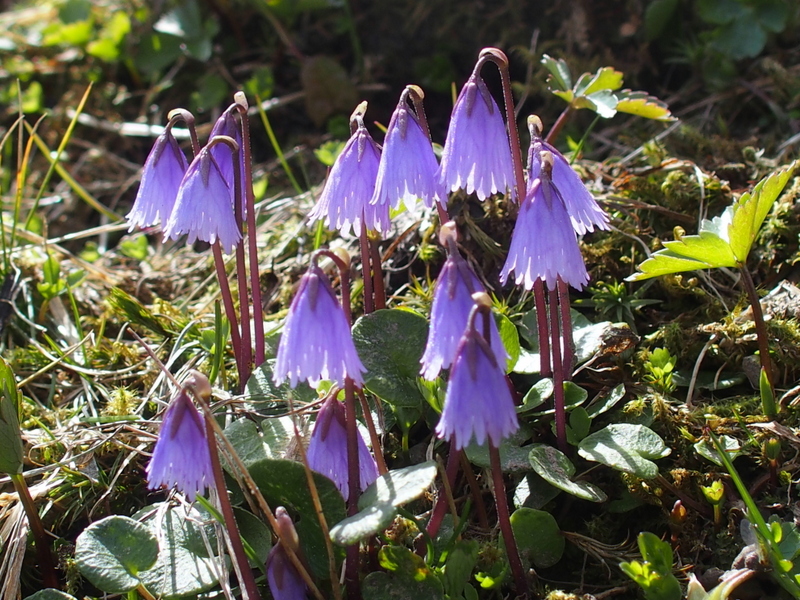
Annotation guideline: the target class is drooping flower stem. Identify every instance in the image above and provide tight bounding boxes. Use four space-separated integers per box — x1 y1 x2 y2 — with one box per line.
315 248 363 597
344 378 362 599
207 135 252 388
739 265 774 391
233 94 266 367
557 278 574 378
544 106 573 145
549 286 568 453
359 226 375 314
477 48 525 203
489 444 530 599
534 280 552 377
460 452 490 529
405 85 450 224
478 48 552 378
425 447 461 540
166 108 200 156
357 388 387 474
211 242 243 382
204 417 261 600
10 473 59 589
369 236 386 309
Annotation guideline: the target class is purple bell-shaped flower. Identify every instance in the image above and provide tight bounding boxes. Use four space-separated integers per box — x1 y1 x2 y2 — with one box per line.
309 106 389 235
421 222 507 380
500 149 590 291
162 146 241 254
306 395 379 500
146 389 213 502
126 127 188 230
371 86 444 212
435 296 519 450
273 261 366 388
267 507 308 600
528 116 608 235
437 73 515 201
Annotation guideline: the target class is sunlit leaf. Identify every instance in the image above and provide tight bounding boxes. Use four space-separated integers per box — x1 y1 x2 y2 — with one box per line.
615 90 675 121
579 66 624 96
541 54 572 92
728 162 797 262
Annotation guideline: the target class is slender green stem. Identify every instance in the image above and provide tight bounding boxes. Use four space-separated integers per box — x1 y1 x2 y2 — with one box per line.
10 472 59 589
488 445 530 599
534 280 551 377
425 447 460 541
254 97 303 195
359 226 374 314
25 83 93 231
569 114 601 165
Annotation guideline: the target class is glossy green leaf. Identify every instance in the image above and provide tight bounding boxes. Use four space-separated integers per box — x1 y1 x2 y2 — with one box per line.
728 162 796 262
694 435 741 467
352 309 428 409
330 462 437 545
75 515 158 593
136 503 220 597
578 424 670 479
510 507 565 569
23 591 78 600
578 66 624 96
363 546 445 600
249 458 346 578
529 444 607 502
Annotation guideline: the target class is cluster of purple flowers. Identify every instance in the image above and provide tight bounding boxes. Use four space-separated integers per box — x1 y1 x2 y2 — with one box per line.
127 107 243 254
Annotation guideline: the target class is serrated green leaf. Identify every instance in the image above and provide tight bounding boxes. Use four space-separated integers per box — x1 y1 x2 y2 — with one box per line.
541 54 572 92
728 162 797 262
627 250 719 281
661 231 738 267
615 90 675 121
579 67 624 96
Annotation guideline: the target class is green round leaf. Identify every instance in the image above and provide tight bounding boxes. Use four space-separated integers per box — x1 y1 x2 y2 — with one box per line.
578 424 670 479
135 503 220 598
249 458 346 578
352 309 428 409
330 462 437 545
75 515 158 593
510 508 565 569
529 444 607 503
24 590 78 600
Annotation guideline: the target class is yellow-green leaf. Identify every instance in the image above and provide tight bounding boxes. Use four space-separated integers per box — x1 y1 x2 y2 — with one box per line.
728 162 797 262
615 90 675 121
579 66 624 96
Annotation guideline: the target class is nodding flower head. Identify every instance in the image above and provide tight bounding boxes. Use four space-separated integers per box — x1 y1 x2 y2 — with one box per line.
438 73 515 201
500 149 590 291
162 146 241 254
528 115 609 235
421 222 507 380
306 395 379 500
273 261 366 389
146 389 213 502
127 128 188 230
209 108 247 220
435 299 519 450
371 88 444 212
309 110 389 236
